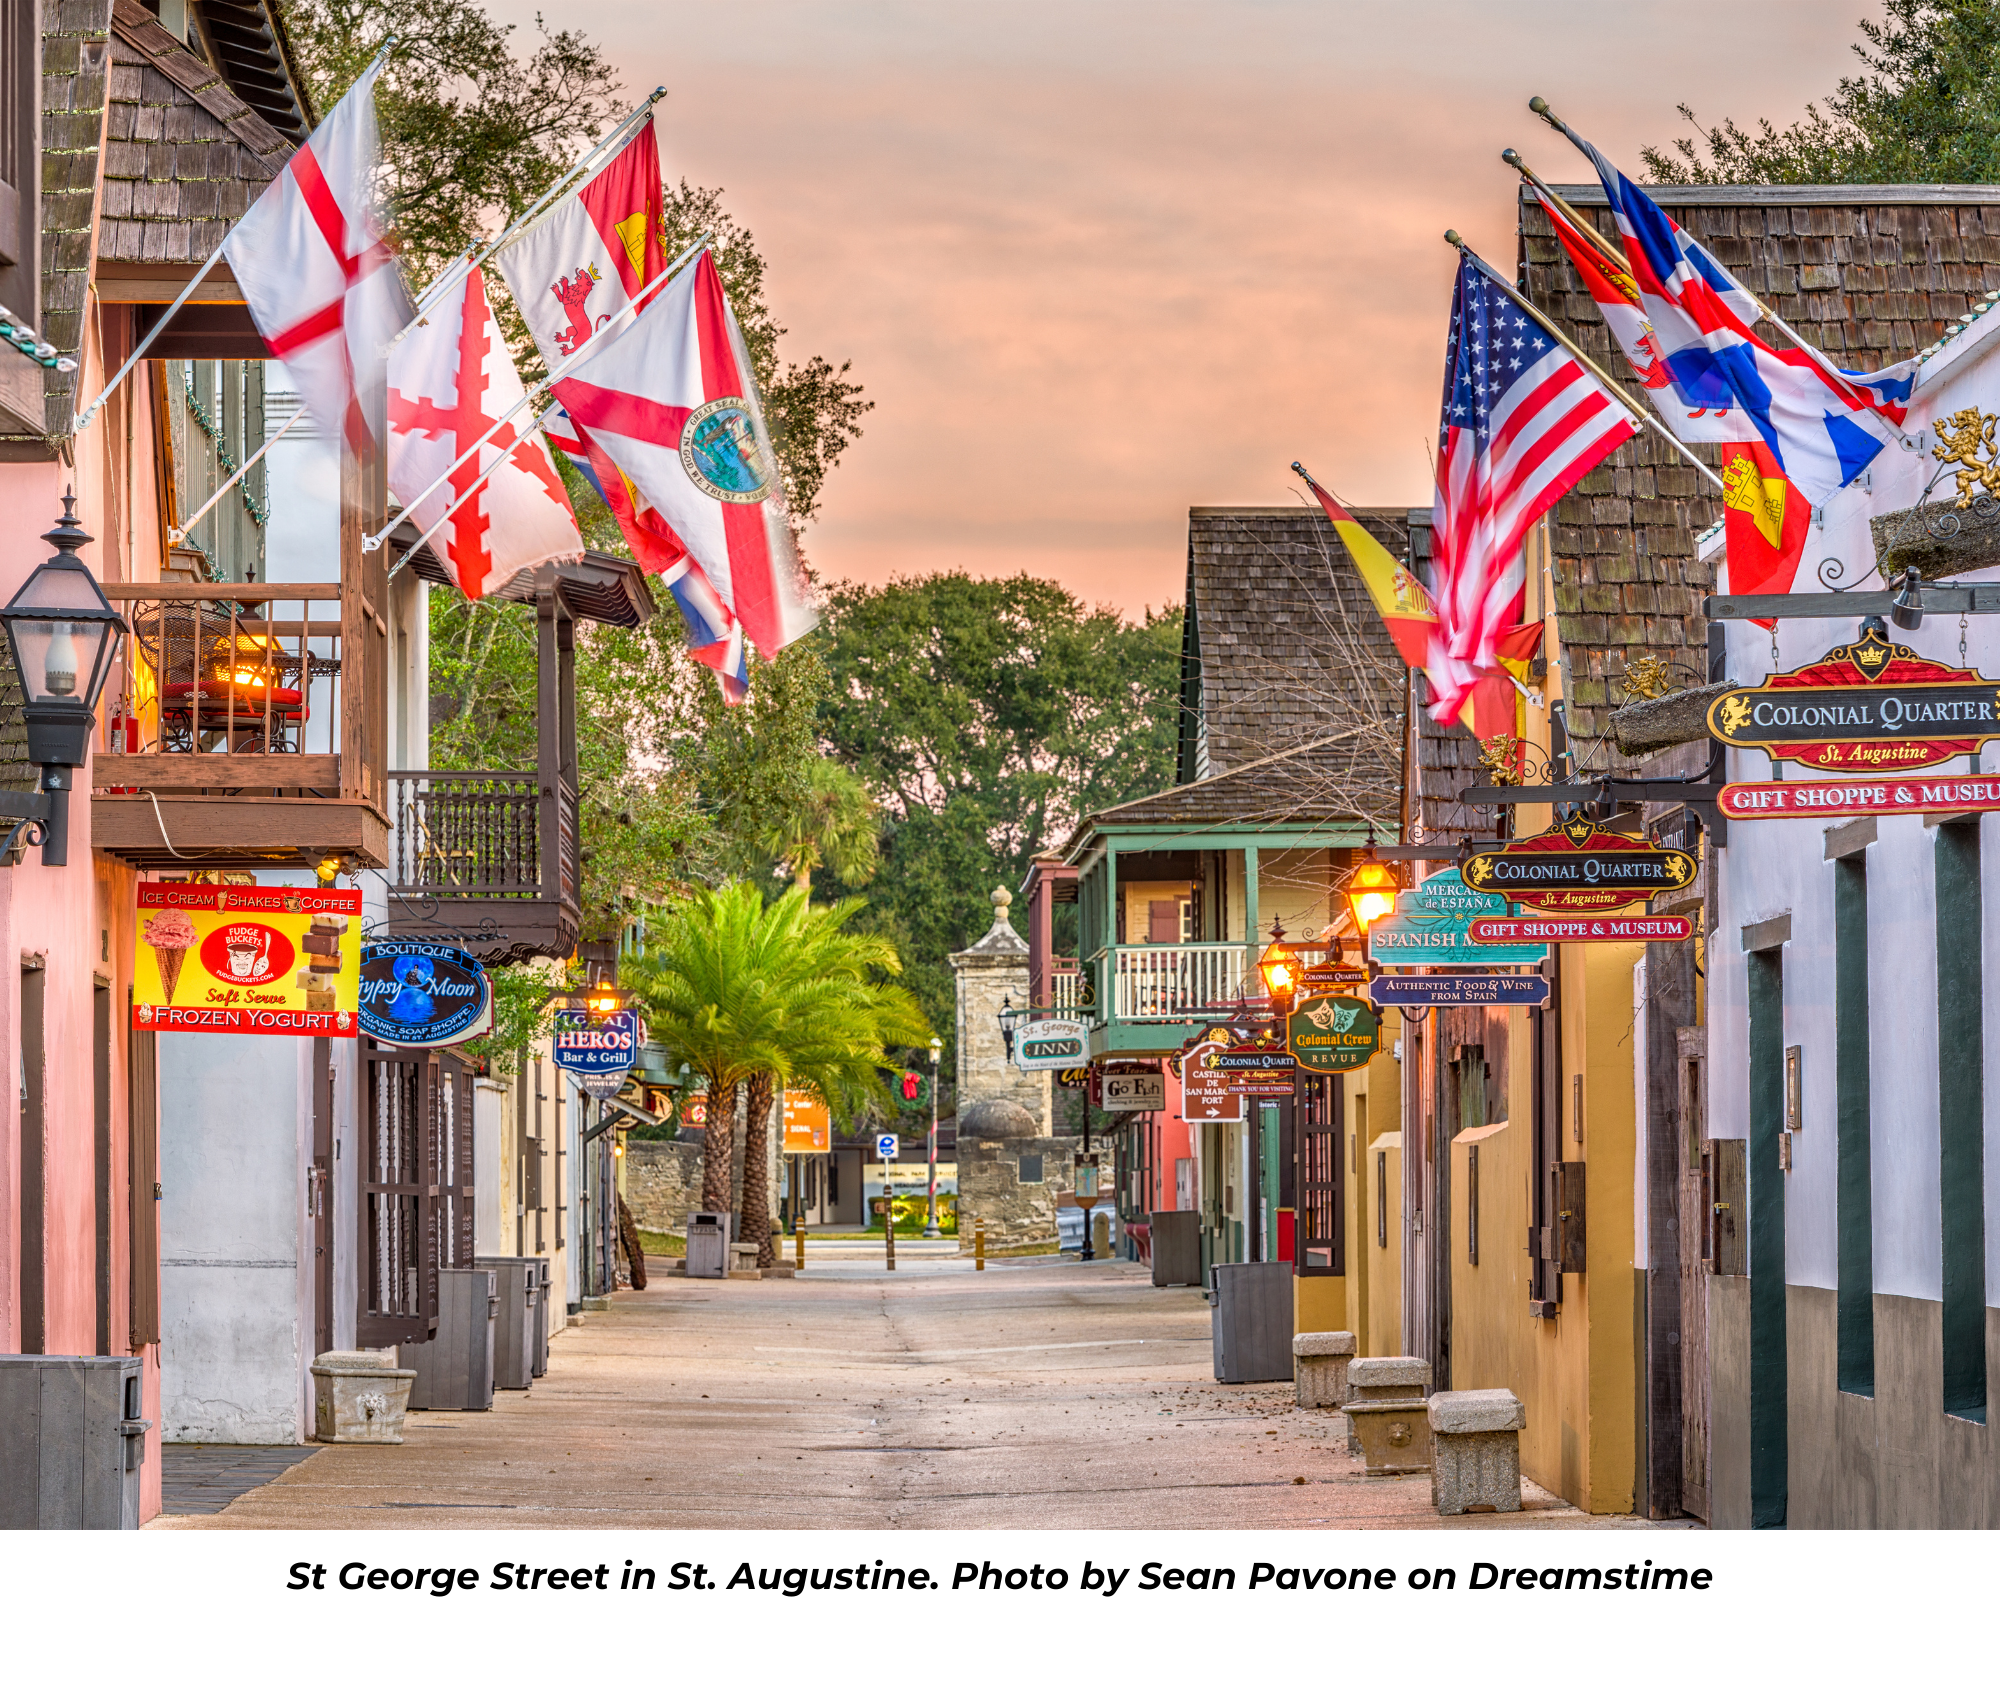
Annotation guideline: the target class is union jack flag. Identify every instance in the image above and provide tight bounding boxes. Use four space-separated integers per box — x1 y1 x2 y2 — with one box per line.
1429 252 1638 723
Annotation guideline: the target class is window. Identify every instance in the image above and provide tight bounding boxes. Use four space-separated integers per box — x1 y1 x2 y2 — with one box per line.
0 0 35 319
1833 853 1873 1396
1466 1145 1479 1266
1375 1149 1387 1249
19 959 45 1352
1936 822 1986 1424
1019 1154 1043 1184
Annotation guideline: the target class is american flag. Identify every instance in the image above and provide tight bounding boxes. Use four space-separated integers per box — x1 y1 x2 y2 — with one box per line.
1429 253 1638 723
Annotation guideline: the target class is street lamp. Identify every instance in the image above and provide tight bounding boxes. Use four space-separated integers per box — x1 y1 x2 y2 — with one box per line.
585 973 622 1015
1345 854 1402 934
0 497 127 867
923 1034 943 1238
997 995 1021 1062
1257 919 1301 1017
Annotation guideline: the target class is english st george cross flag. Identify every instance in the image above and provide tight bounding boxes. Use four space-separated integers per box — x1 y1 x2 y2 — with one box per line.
387 267 583 600
1429 252 1638 725
222 59 411 454
493 123 755 698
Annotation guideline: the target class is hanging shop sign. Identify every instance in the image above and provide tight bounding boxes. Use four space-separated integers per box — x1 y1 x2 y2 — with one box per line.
554 1008 639 1095
357 942 492 1049
1181 1037 1245 1122
1056 1066 1091 1090
1460 819 1698 914
1367 868 1545 968
135 883 360 1035
1285 993 1381 1075
1367 973 1550 1008
1468 914 1694 944
782 1091 831 1154
1014 1017 1089 1072
1210 1043 1298 1097
1706 638 2000 774
1718 773 2000 821
1089 1060 1166 1112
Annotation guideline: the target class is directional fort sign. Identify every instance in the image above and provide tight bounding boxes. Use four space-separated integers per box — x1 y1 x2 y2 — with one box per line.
1367 868 1544 968
1707 637 2000 774
1368 973 1551 1008
1460 817 1698 914
1014 1017 1089 1072
1468 914 1694 945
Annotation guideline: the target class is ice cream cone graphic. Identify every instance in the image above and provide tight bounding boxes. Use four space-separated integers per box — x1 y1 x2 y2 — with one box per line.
143 908 198 1004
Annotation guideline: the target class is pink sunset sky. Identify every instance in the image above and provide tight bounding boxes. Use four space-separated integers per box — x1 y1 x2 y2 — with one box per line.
494 0 1881 616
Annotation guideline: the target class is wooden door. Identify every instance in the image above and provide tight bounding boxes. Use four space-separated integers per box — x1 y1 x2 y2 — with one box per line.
1678 1025 1711 1523
357 1039 440 1346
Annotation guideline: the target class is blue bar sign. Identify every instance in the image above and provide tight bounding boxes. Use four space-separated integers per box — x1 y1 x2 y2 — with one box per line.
1367 974 1551 1008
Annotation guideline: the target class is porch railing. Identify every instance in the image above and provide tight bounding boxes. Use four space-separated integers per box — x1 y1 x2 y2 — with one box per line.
1107 943 1248 1021
1047 958 1092 1019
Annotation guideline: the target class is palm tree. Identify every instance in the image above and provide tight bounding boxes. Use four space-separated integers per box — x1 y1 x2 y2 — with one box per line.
762 757 880 894
623 882 930 1262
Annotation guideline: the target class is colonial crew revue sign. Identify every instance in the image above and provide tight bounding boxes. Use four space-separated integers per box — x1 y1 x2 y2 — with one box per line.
1285 994 1380 1075
1460 818 1697 914
135 883 360 1034
1707 637 2000 774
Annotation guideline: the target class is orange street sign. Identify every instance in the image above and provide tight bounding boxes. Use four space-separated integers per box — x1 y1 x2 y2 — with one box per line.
783 1092 831 1153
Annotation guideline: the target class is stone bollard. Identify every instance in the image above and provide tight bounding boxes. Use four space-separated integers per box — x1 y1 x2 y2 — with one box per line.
1343 1356 1433 1476
1428 1389 1526 1514
1292 1331 1358 1409
311 1350 416 1444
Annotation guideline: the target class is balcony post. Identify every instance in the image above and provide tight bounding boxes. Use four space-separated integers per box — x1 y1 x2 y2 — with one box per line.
536 580 561 904
1243 843 1260 955
339 436 388 809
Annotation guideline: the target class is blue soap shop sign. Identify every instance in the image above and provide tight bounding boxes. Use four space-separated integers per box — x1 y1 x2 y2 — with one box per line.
555 1008 640 1090
1367 869 1545 969
358 942 493 1048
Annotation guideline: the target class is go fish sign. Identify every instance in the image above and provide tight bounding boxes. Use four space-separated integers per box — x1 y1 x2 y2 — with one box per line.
134 883 361 1034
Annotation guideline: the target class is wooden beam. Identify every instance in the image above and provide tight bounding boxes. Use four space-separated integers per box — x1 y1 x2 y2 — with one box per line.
93 261 248 304
101 582 343 601
90 797 388 865
94 753 342 790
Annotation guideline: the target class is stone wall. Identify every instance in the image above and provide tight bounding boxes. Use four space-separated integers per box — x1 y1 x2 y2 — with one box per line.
623 1140 705 1235
954 1099 1073 1253
951 888 1050 1132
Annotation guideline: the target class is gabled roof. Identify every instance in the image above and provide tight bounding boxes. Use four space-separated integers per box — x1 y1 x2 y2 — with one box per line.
1066 727 1395 851
1175 504 1408 797
99 0 293 266
1523 181 2000 762
181 0 313 143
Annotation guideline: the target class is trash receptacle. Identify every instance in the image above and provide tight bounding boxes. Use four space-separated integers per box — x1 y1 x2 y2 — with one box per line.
1209 1261 1293 1383
529 1257 550 1376
400 1268 497 1410
686 1211 731 1279
474 1257 536 1390
1148 1211 1201 1286
0 1355 151 1528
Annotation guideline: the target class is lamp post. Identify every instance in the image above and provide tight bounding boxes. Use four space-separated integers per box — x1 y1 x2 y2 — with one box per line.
0 497 127 867
923 1033 942 1238
997 994 1021 1063
1344 851 1402 938
1257 918 1301 1018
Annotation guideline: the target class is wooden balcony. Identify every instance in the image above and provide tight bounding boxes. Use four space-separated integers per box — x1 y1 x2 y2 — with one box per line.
90 577 389 869
382 770 581 967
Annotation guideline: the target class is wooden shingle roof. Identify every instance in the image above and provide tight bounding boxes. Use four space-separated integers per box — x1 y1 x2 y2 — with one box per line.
1175 505 1408 814
1523 182 2000 763
1076 728 1398 842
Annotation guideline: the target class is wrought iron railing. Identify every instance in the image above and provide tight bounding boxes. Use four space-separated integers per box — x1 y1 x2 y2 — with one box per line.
387 771 578 903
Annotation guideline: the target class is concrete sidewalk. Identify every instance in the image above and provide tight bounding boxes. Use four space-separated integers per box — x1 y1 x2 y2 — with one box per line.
149 1260 1676 1531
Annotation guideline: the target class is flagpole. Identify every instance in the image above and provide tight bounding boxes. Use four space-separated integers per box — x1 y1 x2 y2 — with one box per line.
1444 231 1726 492
1500 148 1627 271
361 234 711 551
390 400 566 572
72 37 402 435
154 88 667 543
1527 96 1882 400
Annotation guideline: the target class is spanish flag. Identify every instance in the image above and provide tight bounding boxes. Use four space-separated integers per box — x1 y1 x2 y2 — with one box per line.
1295 464 1437 671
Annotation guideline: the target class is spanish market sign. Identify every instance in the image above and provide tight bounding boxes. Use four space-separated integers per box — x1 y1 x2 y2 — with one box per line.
1719 773 2000 821
1367 973 1550 1008
1706 638 2000 774
1182 1038 1245 1122
1460 819 1698 914
135 883 360 1035
1286 994 1381 1076
1468 915 1694 944
358 942 492 1049
1367 868 1544 968
555 1007 639 1096
1014 1017 1089 1071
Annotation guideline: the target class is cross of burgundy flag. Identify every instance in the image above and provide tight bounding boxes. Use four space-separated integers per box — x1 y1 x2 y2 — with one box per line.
1429 251 1636 725
223 59 411 454
387 267 583 599
493 124 758 699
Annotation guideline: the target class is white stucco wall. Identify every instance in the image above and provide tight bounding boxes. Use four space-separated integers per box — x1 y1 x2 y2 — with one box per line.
1707 320 2000 1305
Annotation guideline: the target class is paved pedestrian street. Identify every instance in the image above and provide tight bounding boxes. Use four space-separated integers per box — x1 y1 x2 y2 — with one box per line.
154 1251 1664 1530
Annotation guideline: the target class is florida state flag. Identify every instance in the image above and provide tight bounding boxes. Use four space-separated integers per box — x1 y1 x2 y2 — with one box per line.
1720 438 1811 599
387 267 582 599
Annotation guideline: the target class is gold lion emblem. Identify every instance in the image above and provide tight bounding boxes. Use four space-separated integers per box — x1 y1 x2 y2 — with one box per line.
1466 855 1495 887
1715 693 1753 737
1663 853 1694 886
1933 406 2000 509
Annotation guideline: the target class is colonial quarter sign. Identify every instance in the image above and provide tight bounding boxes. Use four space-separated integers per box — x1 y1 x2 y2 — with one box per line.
1460 817 1698 914
1706 638 2000 774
